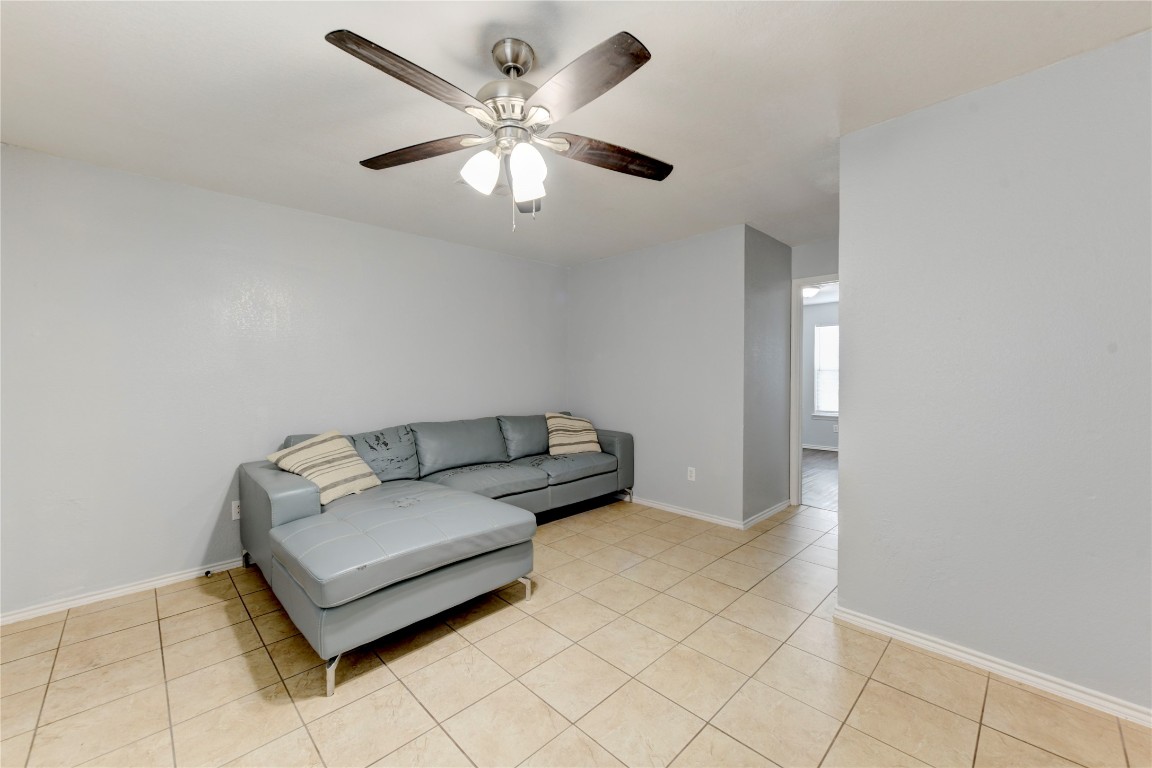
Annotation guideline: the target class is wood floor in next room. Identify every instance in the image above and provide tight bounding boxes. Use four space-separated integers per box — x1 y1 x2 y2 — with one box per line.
1 501 1147 767
803 447 839 512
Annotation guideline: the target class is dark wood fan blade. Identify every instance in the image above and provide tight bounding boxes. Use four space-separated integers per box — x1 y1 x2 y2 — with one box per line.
547 133 672 181
525 32 651 124
360 135 484 170
327 30 493 119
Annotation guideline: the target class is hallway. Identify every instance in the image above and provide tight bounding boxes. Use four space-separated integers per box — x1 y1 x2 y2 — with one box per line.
801 448 838 512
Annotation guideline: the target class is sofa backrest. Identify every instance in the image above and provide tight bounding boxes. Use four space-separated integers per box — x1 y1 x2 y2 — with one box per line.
348 425 420 482
409 417 510 476
280 414 564 479
497 415 549 460
281 434 319 449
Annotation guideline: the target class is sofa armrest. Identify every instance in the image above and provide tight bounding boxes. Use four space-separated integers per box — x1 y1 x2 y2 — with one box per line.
596 430 634 490
238 461 321 574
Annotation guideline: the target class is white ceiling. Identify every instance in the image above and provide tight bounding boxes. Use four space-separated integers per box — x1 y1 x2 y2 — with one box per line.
803 281 839 306
2 2 1147 265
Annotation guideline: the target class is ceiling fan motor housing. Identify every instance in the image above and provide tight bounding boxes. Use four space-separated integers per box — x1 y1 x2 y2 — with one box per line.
476 38 543 138
476 77 537 118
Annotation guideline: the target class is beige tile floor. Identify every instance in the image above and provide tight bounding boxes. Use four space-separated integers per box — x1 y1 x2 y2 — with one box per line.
1 501 1149 767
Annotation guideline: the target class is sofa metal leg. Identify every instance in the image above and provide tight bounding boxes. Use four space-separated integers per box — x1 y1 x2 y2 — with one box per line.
325 653 341 697
518 576 533 602
625 487 634 503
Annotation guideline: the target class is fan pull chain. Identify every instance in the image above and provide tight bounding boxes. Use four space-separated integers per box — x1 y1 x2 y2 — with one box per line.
511 192 516 232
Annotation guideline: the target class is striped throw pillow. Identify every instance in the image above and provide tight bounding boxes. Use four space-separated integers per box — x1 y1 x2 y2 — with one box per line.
546 413 602 456
267 430 381 505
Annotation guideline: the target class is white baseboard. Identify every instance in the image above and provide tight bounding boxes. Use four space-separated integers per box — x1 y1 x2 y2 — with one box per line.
631 497 792 531
802 444 839 452
630 496 743 529
743 500 794 529
835 606 1152 725
1 557 245 626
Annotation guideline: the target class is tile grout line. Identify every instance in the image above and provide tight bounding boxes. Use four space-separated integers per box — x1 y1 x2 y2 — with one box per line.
38 591 171 768
516 723 579 766
814 671 872 767
979 678 1125 767
660 717 710 767
977 724 1093 768
31 567 298 768
543 504 852 764
568 508 837 766
802 589 939 768
805 600 892 768
1118 716 1132 768
883 637 993 678
386 646 481 768
530 504 834 764
225 566 326 768
18 593 122 766
866 665 996 727
505 511 789 766
970 665 992 767
55 611 159 651
682 547 843 765
723 567 850 763
159 586 178 768
19 607 64 768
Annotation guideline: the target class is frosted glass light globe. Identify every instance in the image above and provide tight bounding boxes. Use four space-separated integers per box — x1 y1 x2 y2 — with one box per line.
460 149 499 195
509 142 547 184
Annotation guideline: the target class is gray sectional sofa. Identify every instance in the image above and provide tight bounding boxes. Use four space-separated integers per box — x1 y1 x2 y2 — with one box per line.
238 414 633 695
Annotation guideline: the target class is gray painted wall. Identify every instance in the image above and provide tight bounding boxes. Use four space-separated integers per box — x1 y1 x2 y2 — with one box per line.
742 226 793 520
802 302 839 449
792 237 838 280
565 227 748 523
1 145 567 614
839 32 1150 707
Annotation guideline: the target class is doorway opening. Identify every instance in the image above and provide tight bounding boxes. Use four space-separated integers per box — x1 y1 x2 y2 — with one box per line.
790 275 839 512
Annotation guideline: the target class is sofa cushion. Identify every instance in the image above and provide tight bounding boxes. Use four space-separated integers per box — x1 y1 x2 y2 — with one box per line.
267 431 381 505
270 480 536 608
546 412 602 455
511 452 618 485
423 463 549 498
410 417 509 476
349 425 419 482
498 415 549 460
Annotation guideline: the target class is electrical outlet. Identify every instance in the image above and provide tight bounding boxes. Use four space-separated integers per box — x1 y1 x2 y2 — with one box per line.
687 467 696 481
833 424 839 433
231 501 241 520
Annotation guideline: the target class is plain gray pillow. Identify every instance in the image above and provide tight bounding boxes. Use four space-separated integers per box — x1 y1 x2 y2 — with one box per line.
498 415 549 460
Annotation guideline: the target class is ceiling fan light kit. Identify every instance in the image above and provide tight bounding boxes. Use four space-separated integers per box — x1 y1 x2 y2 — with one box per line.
325 28 673 227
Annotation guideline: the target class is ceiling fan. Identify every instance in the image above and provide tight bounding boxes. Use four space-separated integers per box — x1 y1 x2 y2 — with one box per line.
325 29 673 216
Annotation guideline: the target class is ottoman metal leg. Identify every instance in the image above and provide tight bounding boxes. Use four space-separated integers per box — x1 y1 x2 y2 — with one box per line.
518 576 533 602
326 653 342 697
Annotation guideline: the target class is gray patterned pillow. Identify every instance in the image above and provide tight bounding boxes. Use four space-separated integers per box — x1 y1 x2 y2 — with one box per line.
349 425 420 482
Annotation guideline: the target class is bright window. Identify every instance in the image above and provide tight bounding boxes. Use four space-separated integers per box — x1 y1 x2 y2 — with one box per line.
814 324 839 415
